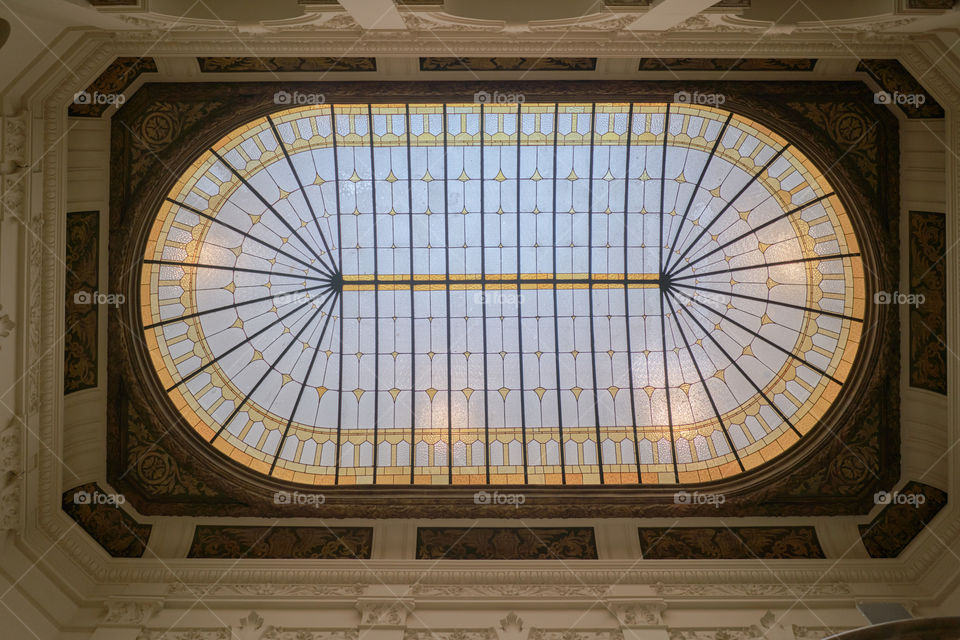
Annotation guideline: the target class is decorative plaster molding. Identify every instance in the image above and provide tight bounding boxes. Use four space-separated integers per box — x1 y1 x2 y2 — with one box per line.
0 414 20 476
652 582 852 597
0 414 22 532
528 629 623 640
0 311 14 346
412 584 609 598
263 630 358 640
0 113 28 224
102 598 163 627
235 612 269 640
166 583 369 597
137 629 230 640
357 599 415 628
499 613 524 636
406 630 498 640
607 601 667 627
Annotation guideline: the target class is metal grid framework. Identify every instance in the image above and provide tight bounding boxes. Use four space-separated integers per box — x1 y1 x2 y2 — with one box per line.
140 102 864 486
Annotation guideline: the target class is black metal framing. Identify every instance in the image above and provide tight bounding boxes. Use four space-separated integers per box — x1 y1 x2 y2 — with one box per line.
147 102 865 485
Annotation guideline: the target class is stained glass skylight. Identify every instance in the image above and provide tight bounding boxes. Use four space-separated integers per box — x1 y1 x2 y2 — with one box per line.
141 102 864 486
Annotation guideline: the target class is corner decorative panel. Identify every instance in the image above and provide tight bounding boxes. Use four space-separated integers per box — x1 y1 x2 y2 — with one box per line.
859 480 948 557
61 482 151 557
68 57 157 118
857 59 945 119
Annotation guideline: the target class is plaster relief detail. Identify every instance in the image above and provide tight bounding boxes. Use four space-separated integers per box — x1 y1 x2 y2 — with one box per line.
607 601 666 627
102 598 163 627
357 599 415 628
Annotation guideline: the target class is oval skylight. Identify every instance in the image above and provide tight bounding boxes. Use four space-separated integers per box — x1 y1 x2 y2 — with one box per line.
141 102 863 485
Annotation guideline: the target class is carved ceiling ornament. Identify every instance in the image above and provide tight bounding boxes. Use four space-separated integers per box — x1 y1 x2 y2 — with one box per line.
607 601 666 627
357 599 415 628
0 113 28 225
102 598 163 627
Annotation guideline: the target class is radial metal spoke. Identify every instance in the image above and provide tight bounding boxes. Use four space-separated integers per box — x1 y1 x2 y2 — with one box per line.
210 148 335 277
663 290 744 472
672 286 843 384
667 287 802 437
657 104 671 275
268 290 340 474
679 192 834 274
165 198 328 278
671 252 861 282
662 113 733 275
210 288 338 443
266 114 339 277
673 281 863 322
144 282 332 330
144 258 325 282
167 286 329 392
659 287 680 483
668 145 790 277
